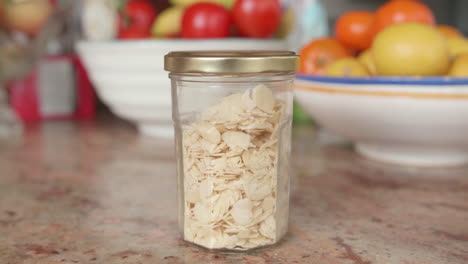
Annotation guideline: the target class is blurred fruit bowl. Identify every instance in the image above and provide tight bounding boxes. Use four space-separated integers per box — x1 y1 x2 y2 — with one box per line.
77 38 286 138
295 74 468 167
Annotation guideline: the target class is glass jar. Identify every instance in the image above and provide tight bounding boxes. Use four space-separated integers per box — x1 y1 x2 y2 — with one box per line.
165 51 298 251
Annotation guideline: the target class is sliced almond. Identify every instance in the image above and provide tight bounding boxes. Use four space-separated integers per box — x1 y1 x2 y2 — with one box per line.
241 89 256 111
231 198 253 226
199 179 213 198
193 203 211 224
246 182 271 201
186 187 201 203
261 196 275 212
252 84 275 113
259 215 276 239
222 131 251 150
197 123 221 144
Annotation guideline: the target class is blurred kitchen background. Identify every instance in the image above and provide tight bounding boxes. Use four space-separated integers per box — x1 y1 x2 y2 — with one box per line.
0 0 467 138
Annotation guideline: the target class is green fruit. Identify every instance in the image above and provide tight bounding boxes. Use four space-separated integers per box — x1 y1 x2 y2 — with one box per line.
152 7 184 37
170 0 235 8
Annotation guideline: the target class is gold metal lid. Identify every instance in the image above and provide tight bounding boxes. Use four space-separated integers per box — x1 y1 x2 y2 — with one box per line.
164 51 299 74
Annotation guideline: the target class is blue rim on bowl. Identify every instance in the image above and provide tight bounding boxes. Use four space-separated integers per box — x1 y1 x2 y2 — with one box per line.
296 74 468 86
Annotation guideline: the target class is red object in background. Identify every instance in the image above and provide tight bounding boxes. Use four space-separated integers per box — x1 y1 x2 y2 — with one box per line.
232 0 281 38
119 28 152 39
119 0 157 39
8 55 96 122
181 3 231 39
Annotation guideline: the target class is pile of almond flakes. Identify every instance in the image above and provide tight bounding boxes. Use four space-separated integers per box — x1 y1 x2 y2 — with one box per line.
182 84 286 250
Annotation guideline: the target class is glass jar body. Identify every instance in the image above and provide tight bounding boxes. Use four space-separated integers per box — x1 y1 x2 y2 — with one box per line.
171 72 294 251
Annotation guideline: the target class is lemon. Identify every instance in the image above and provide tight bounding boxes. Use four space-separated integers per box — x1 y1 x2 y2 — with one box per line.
358 50 376 75
152 7 184 37
371 23 450 76
170 0 235 8
436 25 463 39
447 37 468 58
275 7 294 39
325 58 369 77
448 53 468 77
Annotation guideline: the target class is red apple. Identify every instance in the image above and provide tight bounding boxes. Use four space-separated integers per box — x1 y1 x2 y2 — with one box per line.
3 0 53 35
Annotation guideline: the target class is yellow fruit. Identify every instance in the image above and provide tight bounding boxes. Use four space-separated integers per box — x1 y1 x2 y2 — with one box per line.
371 23 450 76
3 0 52 35
448 53 468 77
325 58 370 77
212 0 235 8
447 37 468 58
357 50 376 75
170 0 235 8
152 7 184 37
275 7 294 39
437 25 463 39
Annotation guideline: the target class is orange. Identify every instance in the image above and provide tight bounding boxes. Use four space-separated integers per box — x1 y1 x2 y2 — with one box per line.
437 25 463 39
335 11 375 51
299 37 351 75
374 0 435 35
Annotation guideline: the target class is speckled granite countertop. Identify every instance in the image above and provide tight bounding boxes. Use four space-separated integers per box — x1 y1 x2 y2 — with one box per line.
0 119 467 264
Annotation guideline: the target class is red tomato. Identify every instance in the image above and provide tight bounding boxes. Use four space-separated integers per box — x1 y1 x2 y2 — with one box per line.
335 11 375 51
119 0 157 39
181 3 231 39
232 0 281 38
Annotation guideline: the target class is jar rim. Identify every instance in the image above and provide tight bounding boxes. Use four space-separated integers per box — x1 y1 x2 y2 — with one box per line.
164 50 299 74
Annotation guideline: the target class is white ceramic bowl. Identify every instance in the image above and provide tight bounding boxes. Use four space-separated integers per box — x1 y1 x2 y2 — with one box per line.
77 39 286 138
295 75 468 167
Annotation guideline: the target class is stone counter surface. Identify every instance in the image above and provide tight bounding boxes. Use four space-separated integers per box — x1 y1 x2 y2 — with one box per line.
0 120 467 264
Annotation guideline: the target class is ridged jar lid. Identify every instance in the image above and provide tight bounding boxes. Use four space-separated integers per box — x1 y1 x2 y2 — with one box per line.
164 51 298 74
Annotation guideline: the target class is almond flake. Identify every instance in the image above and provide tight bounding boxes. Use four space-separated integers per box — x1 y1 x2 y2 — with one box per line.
252 84 275 113
231 198 253 226
222 131 251 150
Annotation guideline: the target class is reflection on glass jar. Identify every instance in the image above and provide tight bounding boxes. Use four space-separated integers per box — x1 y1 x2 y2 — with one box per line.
165 51 298 251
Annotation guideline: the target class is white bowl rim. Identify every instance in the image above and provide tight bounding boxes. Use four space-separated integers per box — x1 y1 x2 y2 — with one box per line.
295 76 468 99
296 74 468 86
